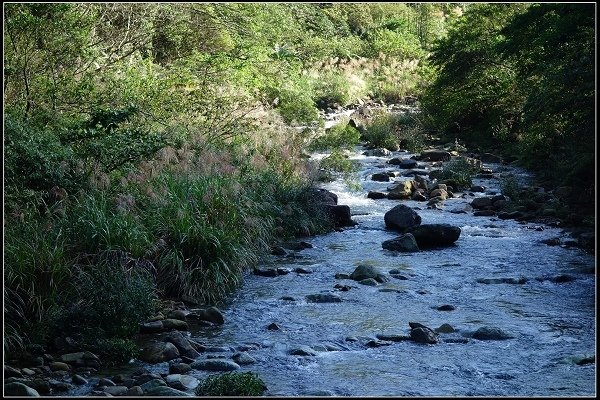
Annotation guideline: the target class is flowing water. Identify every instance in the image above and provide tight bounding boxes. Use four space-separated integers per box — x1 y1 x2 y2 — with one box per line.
65 111 595 397
196 147 595 397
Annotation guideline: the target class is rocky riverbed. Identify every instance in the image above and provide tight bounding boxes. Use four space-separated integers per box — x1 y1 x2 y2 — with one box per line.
4 128 596 397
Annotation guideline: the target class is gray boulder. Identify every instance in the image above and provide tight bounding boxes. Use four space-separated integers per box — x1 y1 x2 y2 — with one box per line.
405 224 461 247
350 264 388 283
418 150 451 162
164 331 201 359
306 293 342 303
325 204 355 227
139 342 180 364
166 374 199 391
384 204 421 232
4 382 40 397
190 359 240 371
410 327 438 344
289 345 318 356
382 233 420 252
473 327 515 341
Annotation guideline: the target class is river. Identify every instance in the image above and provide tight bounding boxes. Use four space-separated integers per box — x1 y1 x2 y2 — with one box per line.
65 113 595 397
157 142 594 396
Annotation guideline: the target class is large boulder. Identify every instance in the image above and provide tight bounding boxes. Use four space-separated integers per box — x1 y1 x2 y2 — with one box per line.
194 306 224 325
388 158 418 169
384 204 421 232
163 331 201 359
350 264 388 283
190 359 240 372
363 148 392 157
139 342 180 364
410 327 438 344
471 197 493 209
472 327 515 341
4 382 40 397
381 234 420 252
309 188 338 205
417 150 451 162
325 204 355 227
405 224 461 247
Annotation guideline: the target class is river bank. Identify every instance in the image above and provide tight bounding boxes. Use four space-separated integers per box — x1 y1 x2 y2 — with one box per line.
5 116 595 395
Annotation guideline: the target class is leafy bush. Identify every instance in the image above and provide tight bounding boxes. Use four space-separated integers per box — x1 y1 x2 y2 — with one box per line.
90 338 140 366
309 121 361 151
196 372 267 396
314 71 352 108
432 158 477 190
320 149 358 174
59 252 157 339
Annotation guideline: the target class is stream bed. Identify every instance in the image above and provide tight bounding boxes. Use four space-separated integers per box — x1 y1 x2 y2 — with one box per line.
64 138 595 397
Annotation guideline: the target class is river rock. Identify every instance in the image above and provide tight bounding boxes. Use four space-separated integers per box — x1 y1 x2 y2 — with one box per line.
232 352 256 365
194 306 224 325
395 158 418 169
144 386 191 396
140 378 167 392
103 386 128 396
387 180 415 200
306 293 342 303
471 197 493 209
190 359 240 371
436 304 456 311
375 334 412 342
368 191 387 199
410 327 438 344
49 362 70 372
166 374 199 391
405 224 461 247
358 278 379 286
98 378 116 387
5 365 23 378
169 363 192 375
350 264 388 283
435 324 456 334
253 267 279 277
126 386 144 396
4 382 40 397
472 327 515 340
384 204 421 232
363 148 392 157
140 320 164 333
326 204 355 227
140 342 180 364
289 345 318 356
372 172 392 182
310 188 338 205
412 191 427 201
418 150 451 162
164 331 201 359
162 319 188 331
382 233 420 252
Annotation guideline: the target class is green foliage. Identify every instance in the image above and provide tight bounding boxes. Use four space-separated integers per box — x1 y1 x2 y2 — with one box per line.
318 150 359 182
433 158 478 190
59 252 157 339
362 111 426 152
196 372 267 396
314 71 352 108
309 121 361 151
421 3 594 209
91 338 140 366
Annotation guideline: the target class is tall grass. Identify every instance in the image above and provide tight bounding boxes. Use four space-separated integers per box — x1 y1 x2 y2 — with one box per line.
362 110 425 151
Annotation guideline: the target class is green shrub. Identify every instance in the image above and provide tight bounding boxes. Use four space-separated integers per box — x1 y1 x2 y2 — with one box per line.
309 121 361 151
58 252 157 339
433 158 477 190
319 149 359 182
196 372 267 396
314 71 352 108
90 338 140 366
